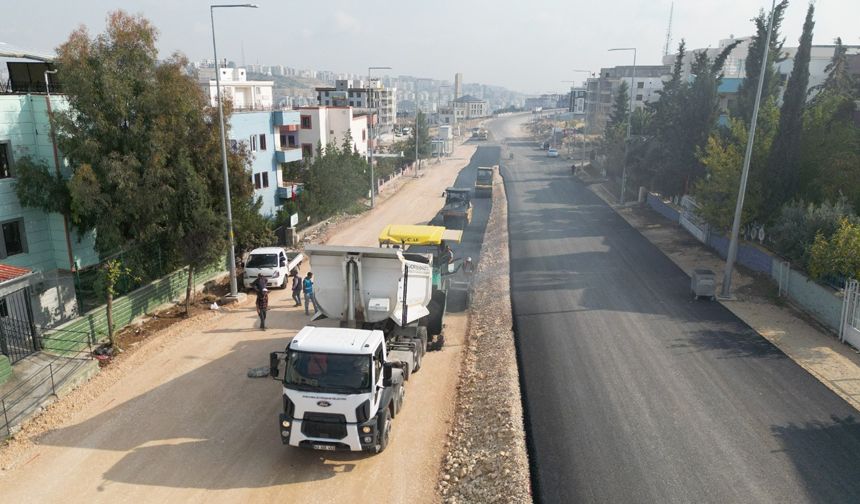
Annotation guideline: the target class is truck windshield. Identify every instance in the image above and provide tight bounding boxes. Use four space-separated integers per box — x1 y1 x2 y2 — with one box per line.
477 170 492 183
284 351 372 394
246 254 278 268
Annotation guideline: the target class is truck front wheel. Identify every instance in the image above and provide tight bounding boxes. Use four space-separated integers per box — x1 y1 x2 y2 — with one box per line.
374 408 392 454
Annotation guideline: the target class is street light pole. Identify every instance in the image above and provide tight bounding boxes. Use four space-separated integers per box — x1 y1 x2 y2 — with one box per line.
721 0 777 298
608 48 636 203
571 69 591 168
211 3 258 298
367 66 391 208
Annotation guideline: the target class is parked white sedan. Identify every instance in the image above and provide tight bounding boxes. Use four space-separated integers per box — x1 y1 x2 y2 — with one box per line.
547 148 559 158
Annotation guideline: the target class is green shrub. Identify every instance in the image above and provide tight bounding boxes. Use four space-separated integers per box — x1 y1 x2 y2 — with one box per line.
770 197 857 268
808 218 860 282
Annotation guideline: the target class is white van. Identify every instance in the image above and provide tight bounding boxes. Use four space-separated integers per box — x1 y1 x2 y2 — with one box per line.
243 247 304 290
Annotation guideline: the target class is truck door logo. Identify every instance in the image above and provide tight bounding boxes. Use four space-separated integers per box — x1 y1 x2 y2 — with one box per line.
317 401 331 407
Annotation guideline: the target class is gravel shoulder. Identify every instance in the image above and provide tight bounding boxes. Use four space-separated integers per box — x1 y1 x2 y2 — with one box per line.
438 165 532 503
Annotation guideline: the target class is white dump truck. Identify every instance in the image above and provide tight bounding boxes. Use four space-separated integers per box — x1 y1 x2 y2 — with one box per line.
269 245 455 453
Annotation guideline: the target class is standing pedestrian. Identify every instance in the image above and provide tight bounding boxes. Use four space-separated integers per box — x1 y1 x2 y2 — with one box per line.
290 269 302 307
303 271 320 315
253 272 267 293
256 287 269 330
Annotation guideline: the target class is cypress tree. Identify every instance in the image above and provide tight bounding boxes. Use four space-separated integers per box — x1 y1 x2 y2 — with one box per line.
766 2 815 218
734 0 788 124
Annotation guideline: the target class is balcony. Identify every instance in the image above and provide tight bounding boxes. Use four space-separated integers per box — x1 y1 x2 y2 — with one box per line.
276 147 302 164
273 110 300 127
276 184 303 200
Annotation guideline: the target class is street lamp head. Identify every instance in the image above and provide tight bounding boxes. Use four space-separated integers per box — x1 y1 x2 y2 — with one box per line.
608 47 636 52
211 3 258 10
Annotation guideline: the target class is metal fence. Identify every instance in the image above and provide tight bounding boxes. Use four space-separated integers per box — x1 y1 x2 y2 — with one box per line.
1 330 93 438
0 287 38 364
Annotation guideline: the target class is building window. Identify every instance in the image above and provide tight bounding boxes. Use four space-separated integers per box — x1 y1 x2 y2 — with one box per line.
301 115 312 129
259 134 267 151
636 94 643 101
249 135 257 152
0 142 12 179
288 135 297 147
362 129 366 141
262 172 269 188
253 173 262 189
0 219 26 258
302 143 313 157
637 82 644 89
280 134 287 147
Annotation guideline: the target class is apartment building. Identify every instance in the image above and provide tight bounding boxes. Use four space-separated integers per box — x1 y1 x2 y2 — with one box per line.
585 65 669 134
199 66 274 111
229 110 303 217
316 79 397 133
0 56 100 370
293 106 369 162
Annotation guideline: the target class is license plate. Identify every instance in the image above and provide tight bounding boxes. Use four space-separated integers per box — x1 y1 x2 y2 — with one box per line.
312 444 336 451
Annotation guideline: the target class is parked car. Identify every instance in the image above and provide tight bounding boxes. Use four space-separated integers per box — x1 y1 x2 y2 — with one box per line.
547 148 559 158
243 247 303 290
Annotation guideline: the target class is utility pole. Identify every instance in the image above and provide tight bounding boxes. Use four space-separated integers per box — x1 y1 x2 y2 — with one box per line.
367 66 391 208
414 108 420 178
609 48 636 204
211 3 259 298
721 0 777 298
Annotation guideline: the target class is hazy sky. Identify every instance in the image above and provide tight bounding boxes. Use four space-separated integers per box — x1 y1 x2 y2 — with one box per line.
2 0 858 94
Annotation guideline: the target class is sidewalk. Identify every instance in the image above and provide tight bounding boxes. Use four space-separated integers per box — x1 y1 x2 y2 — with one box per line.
579 172 860 413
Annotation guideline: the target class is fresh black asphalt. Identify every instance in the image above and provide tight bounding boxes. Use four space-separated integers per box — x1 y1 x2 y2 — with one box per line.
492 117 860 504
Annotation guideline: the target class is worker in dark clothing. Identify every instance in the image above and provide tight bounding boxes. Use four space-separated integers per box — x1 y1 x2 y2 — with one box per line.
253 272 267 293
290 269 302 306
256 287 269 330
437 244 454 267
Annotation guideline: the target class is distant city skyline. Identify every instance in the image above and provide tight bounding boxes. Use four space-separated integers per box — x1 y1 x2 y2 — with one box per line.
2 0 858 94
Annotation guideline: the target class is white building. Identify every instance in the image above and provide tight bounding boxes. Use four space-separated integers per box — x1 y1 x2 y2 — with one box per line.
439 95 490 124
294 106 369 162
199 67 274 111
316 79 397 133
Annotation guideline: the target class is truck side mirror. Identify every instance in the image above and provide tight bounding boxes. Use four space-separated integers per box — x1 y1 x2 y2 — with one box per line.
269 352 280 379
382 362 393 386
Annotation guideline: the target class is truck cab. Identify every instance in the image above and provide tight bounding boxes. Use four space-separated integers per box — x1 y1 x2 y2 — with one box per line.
270 326 407 453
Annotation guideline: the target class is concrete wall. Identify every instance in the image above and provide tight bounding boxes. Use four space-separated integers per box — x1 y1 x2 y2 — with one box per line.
646 194 680 222
706 233 774 275
770 261 844 334
646 191 845 335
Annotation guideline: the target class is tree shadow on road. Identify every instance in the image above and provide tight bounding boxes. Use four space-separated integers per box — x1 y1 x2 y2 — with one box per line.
770 415 860 502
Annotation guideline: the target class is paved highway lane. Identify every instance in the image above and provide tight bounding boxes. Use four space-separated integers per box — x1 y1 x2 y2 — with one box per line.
490 115 860 504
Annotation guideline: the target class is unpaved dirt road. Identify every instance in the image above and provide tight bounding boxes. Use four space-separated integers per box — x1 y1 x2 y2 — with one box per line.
0 140 493 504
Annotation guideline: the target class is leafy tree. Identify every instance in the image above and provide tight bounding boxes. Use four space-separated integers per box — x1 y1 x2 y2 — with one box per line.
734 0 788 124
301 137 370 220
403 111 432 163
695 101 779 229
809 37 857 100
770 197 857 268
14 11 265 339
647 41 690 195
797 40 860 211
765 3 815 220
808 218 860 283
606 80 630 136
